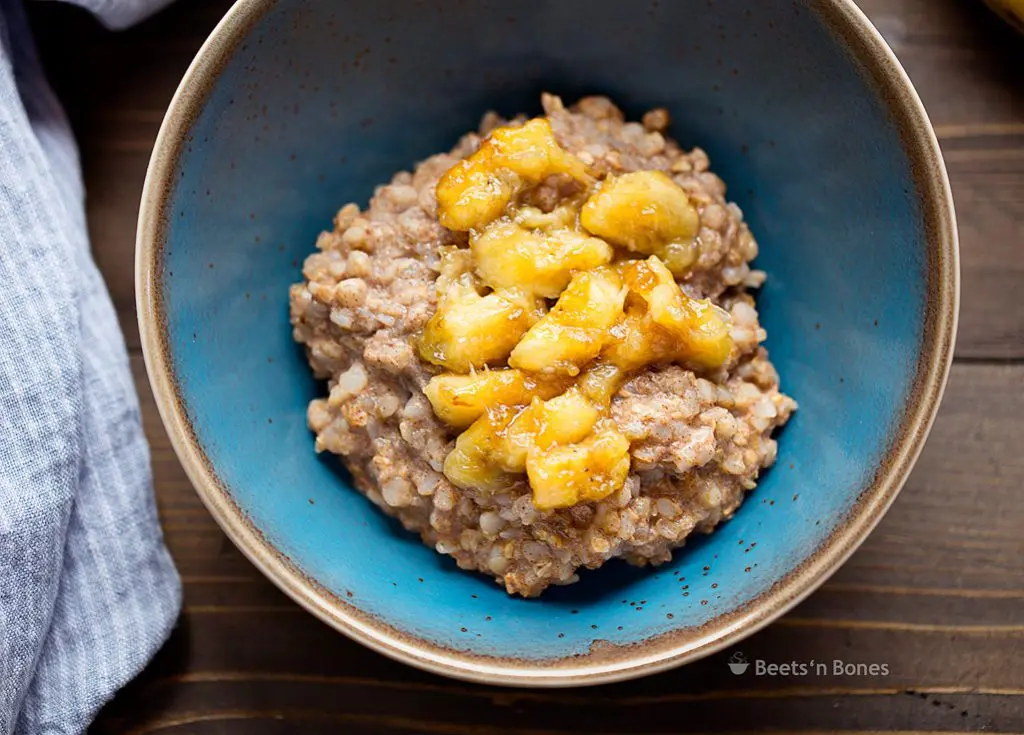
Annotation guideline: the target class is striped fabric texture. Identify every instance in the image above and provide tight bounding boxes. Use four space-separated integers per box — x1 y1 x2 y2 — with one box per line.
0 0 180 732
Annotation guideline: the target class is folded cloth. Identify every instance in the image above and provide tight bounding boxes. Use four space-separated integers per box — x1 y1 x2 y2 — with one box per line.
0 0 180 733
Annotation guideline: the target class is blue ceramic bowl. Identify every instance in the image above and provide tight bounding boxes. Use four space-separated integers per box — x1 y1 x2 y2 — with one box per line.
138 0 958 685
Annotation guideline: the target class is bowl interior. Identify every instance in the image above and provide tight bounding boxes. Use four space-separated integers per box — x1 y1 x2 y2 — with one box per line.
148 0 941 674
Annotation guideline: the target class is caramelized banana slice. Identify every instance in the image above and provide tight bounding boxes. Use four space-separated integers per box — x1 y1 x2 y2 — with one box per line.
577 361 627 406
527 421 631 510
581 171 700 276
509 267 626 375
425 369 568 429
471 219 612 298
497 387 600 472
443 407 517 492
606 256 732 370
419 281 541 372
436 118 591 231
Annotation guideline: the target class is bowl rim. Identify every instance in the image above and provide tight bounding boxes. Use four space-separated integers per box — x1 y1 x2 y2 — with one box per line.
136 0 960 687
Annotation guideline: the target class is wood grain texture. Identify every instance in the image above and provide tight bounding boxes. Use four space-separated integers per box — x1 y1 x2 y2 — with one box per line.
21 0 1023 732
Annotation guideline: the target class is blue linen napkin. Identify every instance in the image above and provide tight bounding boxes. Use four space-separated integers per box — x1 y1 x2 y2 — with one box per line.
0 0 180 732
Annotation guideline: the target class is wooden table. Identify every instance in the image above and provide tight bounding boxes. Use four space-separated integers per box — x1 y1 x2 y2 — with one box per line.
29 1 1024 732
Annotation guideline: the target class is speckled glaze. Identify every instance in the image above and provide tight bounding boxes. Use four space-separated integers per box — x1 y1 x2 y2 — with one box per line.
137 0 958 686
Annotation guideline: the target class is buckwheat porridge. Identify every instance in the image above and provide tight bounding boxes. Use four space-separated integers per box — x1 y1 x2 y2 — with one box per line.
289 94 795 597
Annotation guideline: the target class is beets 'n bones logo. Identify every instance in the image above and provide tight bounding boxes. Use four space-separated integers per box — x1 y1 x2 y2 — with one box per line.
728 651 749 675
727 651 889 677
